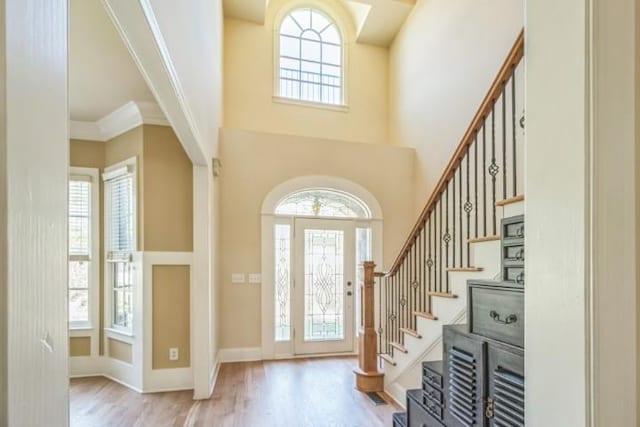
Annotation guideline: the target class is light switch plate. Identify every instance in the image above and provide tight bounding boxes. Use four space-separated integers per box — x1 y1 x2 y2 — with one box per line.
249 274 262 284
232 273 246 284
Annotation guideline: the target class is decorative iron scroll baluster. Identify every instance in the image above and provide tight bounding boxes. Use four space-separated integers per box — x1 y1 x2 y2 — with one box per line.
482 124 487 236
415 234 420 316
438 198 442 292
511 67 517 197
444 185 451 293
502 88 507 200
490 104 499 235
428 215 433 295
465 152 472 267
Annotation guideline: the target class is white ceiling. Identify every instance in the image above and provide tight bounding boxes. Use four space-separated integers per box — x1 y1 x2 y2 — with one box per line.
223 0 415 47
69 0 156 122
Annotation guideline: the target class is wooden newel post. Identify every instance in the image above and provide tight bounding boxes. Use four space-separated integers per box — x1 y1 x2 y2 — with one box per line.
354 261 384 392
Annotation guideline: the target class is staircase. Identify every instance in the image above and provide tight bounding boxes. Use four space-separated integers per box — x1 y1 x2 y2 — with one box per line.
353 30 526 406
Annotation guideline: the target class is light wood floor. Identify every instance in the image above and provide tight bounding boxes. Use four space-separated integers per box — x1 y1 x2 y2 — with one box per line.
70 357 400 427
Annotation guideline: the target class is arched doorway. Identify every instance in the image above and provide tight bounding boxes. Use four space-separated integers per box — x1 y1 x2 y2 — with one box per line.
261 176 382 358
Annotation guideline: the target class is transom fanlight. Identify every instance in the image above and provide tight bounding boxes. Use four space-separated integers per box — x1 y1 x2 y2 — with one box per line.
275 189 370 218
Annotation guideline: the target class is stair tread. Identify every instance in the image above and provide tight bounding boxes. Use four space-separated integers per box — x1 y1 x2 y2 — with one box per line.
428 291 458 299
390 341 408 353
379 353 397 366
447 267 483 272
468 235 500 244
414 311 438 321
496 194 525 207
399 328 422 339
392 412 407 427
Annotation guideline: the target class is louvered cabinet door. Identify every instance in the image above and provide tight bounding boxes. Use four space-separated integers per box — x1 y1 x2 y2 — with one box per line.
443 326 487 427
487 345 525 426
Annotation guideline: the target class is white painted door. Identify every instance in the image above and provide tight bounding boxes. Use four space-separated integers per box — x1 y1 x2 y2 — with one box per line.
293 218 355 355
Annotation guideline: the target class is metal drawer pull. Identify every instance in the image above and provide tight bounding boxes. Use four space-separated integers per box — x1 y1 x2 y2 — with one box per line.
490 311 518 325
516 272 524 284
515 248 524 261
516 225 524 238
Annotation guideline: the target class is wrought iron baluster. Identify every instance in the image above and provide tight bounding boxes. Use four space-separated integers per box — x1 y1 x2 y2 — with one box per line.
377 274 382 359
459 165 463 267
412 239 418 329
438 198 442 293
502 89 507 200
428 214 433 296
465 152 472 267
444 185 451 293
385 276 389 355
490 104 499 235
452 170 456 269
482 124 487 236
511 66 517 197
474 133 478 238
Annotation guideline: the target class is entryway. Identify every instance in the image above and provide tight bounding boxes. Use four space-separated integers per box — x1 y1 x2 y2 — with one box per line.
261 176 383 359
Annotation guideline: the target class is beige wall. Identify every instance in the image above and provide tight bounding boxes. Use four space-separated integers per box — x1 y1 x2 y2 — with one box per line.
143 125 193 252
219 128 415 348
69 337 91 357
389 0 523 211
152 265 191 369
224 0 389 145
108 338 132 363
70 125 193 366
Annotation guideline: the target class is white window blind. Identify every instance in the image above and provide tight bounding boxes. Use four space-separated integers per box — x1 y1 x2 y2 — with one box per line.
107 173 135 256
69 179 91 260
68 177 92 325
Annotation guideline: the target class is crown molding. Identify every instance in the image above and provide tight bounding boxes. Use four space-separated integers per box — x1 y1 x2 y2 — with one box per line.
70 101 170 142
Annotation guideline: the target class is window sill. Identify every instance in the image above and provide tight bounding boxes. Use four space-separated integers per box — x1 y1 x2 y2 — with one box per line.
272 96 349 113
69 324 94 331
104 328 134 339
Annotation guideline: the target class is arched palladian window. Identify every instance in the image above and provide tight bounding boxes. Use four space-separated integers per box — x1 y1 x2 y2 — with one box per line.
275 189 370 218
278 8 344 105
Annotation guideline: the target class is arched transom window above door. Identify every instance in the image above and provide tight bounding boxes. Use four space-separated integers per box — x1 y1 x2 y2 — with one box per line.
277 8 344 106
275 189 370 218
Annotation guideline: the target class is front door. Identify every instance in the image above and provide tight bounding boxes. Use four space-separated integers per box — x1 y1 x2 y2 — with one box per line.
293 218 355 355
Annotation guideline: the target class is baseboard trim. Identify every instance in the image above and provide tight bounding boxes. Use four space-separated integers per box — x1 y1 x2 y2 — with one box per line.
102 373 143 394
218 347 263 363
144 367 193 393
209 358 221 396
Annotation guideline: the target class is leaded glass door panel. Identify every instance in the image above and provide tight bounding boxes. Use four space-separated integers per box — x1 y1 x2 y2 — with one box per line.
293 218 355 355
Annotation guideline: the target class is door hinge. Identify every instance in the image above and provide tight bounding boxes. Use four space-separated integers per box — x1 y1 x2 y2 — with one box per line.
485 397 495 419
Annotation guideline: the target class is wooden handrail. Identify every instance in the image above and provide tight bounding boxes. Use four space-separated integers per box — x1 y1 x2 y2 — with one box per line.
386 30 525 277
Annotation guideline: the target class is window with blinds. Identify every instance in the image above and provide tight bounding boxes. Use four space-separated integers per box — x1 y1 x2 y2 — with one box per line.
104 162 136 331
68 177 92 325
107 174 135 255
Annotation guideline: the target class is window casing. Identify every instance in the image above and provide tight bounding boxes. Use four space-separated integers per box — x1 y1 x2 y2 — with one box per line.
104 159 137 332
277 8 344 106
68 173 98 328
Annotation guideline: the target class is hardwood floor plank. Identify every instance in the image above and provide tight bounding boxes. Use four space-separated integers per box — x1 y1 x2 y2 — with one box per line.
70 357 399 427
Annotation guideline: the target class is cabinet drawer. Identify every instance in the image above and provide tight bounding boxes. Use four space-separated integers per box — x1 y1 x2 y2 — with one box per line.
468 284 524 348
423 395 443 420
408 389 443 427
504 266 525 285
423 365 443 389
422 381 443 404
503 220 524 240
503 244 525 262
